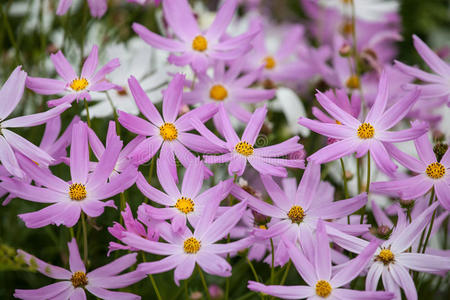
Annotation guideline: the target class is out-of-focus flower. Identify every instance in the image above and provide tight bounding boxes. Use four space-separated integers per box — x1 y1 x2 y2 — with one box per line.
299 71 427 175
57 0 107 18
14 238 144 299
0 66 70 178
317 0 398 22
26 45 120 107
192 104 305 177
128 0 161 5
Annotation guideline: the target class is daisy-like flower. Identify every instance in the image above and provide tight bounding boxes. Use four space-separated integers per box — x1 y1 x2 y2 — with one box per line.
132 0 258 73
57 0 107 18
298 71 428 175
0 66 71 178
14 238 144 300
192 104 305 177
248 219 394 300
232 163 369 265
118 74 218 178
26 45 120 107
371 130 450 210
136 158 233 233
395 35 450 105
332 202 450 300
183 60 275 123
0 122 136 228
122 199 253 285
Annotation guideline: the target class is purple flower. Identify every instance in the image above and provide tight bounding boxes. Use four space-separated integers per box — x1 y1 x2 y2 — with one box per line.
0 122 136 228
395 35 450 105
248 220 393 300
136 158 233 233
192 104 305 177
132 0 258 73
14 238 144 300
183 60 275 122
298 71 428 175
122 199 253 285
0 66 71 178
118 74 218 179
57 0 107 18
26 45 120 107
371 130 450 210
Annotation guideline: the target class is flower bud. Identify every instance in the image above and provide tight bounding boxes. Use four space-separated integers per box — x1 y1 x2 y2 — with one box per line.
433 142 448 162
339 43 352 57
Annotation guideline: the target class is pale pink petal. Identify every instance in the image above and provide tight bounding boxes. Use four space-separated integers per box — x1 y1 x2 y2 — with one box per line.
56 0 73 16
127 76 164 126
50 51 77 82
17 249 72 280
435 181 450 210
70 122 88 183
137 254 184 274
163 0 200 41
413 132 436 165
118 110 158 136
241 106 267 145
128 136 162 165
260 175 291 211
366 71 389 124
196 252 231 277
70 287 86 300
205 0 238 40
174 255 196 285
366 263 384 291
122 233 180 255
0 136 24 178
369 141 397 176
136 173 173 205
315 220 331 280
332 288 394 300
228 155 247 176
86 0 107 18
81 45 98 79
413 35 450 77
247 281 315 299
298 118 355 139
68 238 85 272
14 281 72 300
3 103 71 128
315 91 360 128
284 239 318 286
309 193 367 220
396 252 450 273
25 77 66 95
132 23 186 51
85 286 139 300
0 66 27 120
296 162 321 209
390 264 417 300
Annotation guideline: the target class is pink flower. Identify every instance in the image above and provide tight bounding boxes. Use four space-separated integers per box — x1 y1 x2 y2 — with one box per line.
0 122 136 228
192 104 305 177
132 0 259 73
14 238 144 300
248 220 394 300
298 71 428 175
26 45 120 107
0 66 71 178
57 0 107 18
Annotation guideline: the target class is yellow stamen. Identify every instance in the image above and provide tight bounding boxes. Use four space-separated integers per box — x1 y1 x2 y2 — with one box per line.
376 248 395 265
192 35 208 52
235 141 254 156
357 123 375 139
346 75 360 89
71 271 88 288
287 205 305 224
425 162 446 179
209 84 228 101
183 237 201 254
263 56 276 69
70 78 89 91
69 183 87 201
175 197 194 214
159 123 178 141
315 280 332 298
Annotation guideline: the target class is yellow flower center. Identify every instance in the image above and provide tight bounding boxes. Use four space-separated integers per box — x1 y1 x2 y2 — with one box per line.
287 205 305 224
71 271 88 288
192 35 208 52
159 123 178 141
69 183 87 201
70 77 89 91
426 162 446 179
263 56 276 69
346 75 360 89
235 141 254 156
175 197 194 214
357 123 375 139
315 280 332 298
183 237 201 254
209 84 228 101
259 224 267 230
376 248 395 265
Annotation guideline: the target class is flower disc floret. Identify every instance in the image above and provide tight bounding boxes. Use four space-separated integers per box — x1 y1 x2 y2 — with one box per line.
69 183 87 201
210 85 228 101
183 237 201 254
346 75 360 89
159 123 178 141
71 271 88 288
192 35 208 52
175 197 194 214
315 280 332 298
287 205 305 224
235 141 254 156
70 78 89 91
426 162 446 179
357 123 375 139
376 248 395 265
264 56 276 69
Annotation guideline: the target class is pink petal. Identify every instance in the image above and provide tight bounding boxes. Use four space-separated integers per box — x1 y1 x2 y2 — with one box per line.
396 252 450 273
132 23 186 51
17 249 71 279
91 58 120 84
0 66 27 120
284 239 317 286
296 162 321 209
81 45 99 79
127 76 164 126
137 254 184 274
174 256 196 286
180 157 204 198
247 281 314 299
205 0 238 40
369 140 397 176
128 136 162 165
217 104 240 145
14 281 72 300
247 156 286 177
25 77 66 95
190 118 228 150
85 286 139 300
136 172 173 205
332 288 394 300
228 155 247 176
395 60 442 83
3 103 71 128
435 181 450 210
118 110 158 136
309 193 367 219
241 105 267 145
70 122 89 183
0 136 24 178
298 118 355 139
414 132 436 165
122 233 180 255
315 91 360 128
260 175 291 211
88 270 145 289
231 185 284 218
163 0 200 41
366 263 384 291
70 287 87 300
413 35 450 77
366 71 389 124
86 0 107 18
390 264 417 300
56 0 73 16
162 74 185 123
50 50 77 82
314 220 331 280
68 238 85 272
196 252 231 277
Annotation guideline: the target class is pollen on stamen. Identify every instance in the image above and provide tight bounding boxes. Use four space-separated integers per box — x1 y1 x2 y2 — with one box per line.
357 123 375 139
192 35 208 52
425 162 446 179
71 271 88 288
210 84 228 101
159 123 178 141
70 77 89 92
263 56 276 69
375 248 395 265
175 197 194 214
287 205 305 224
69 183 87 201
235 141 254 156
315 280 332 298
183 237 201 254
346 75 360 89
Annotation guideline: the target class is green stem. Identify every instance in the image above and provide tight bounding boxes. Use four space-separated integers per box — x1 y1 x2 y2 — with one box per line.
417 189 435 253
421 203 437 254
106 91 121 136
83 100 92 128
339 158 349 198
119 192 126 225
270 238 275 285
1 5 22 65
279 260 291 285
69 227 75 238
81 212 88 265
197 265 211 300
141 253 163 300
246 256 259 282
360 152 370 224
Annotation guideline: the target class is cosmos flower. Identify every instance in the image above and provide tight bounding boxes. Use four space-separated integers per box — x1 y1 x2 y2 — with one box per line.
248 219 394 300
118 74 219 179
136 158 233 233
14 238 144 300
298 71 428 175
132 0 259 73
0 66 71 178
122 199 253 285
395 35 450 105
0 122 136 228
192 104 305 177
371 130 450 210
57 0 107 18
26 45 120 107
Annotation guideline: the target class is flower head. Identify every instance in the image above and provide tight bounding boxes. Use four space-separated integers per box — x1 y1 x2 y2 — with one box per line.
57 0 107 18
